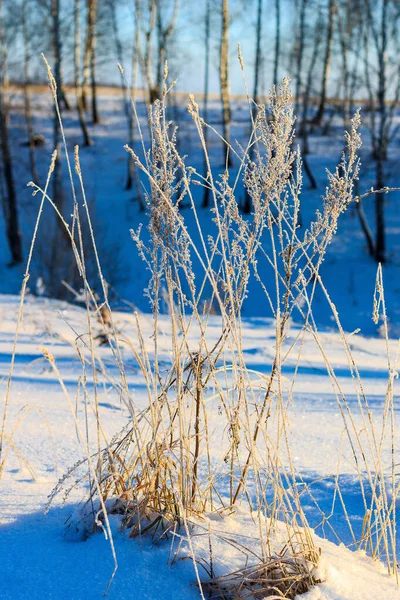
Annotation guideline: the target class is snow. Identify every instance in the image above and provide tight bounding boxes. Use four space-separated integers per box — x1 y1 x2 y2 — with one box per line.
0 294 399 599
303 544 399 600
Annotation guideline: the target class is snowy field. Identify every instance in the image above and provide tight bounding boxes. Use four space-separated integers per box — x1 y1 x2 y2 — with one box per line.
0 294 399 599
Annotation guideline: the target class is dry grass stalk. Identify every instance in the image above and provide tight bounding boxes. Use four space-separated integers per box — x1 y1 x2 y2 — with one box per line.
201 553 321 600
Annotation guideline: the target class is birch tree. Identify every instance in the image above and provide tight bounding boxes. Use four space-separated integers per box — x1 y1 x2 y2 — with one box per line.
274 0 280 87
220 0 232 167
313 0 336 124
51 0 64 223
363 0 400 263
243 0 262 213
22 0 39 183
82 0 99 123
0 0 22 265
75 0 92 146
202 0 211 207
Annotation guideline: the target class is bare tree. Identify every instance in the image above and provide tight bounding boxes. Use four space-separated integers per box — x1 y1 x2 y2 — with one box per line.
294 0 307 120
126 0 144 205
337 0 351 130
362 0 400 263
59 71 71 111
140 0 179 103
48 0 71 112
293 0 317 189
373 0 388 263
22 0 39 183
335 1 374 254
313 0 336 124
301 0 323 144
273 0 280 87
143 0 157 104
155 0 179 100
300 0 322 183
0 0 22 265
75 0 92 146
243 0 262 213
109 0 130 118
82 0 99 123
220 0 232 167
126 0 141 192
51 0 64 222
348 1 363 114
253 0 262 106
202 0 211 208
90 3 99 124
108 0 143 206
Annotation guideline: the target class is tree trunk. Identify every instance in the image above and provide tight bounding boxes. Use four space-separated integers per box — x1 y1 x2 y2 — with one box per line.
356 199 375 257
156 0 164 99
302 155 317 189
374 0 388 263
202 0 211 208
294 0 306 120
144 0 157 104
243 0 262 213
48 0 70 113
253 0 262 107
300 0 321 189
75 0 92 146
52 0 64 225
109 0 143 207
110 0 130 120
154 0 179 102
82 0 97 114
220 0 232 168
313 0 336 125
60 79 71 111
0 0 22 265
90 13 99 124
273 0 280 87
301 0 322 137
126 0 142 198
0 110 22 265
22 0 39 184
337 3 350 131
375 156 385 263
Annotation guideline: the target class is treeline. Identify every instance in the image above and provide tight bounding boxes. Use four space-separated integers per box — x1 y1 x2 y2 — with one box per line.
0 0 399 270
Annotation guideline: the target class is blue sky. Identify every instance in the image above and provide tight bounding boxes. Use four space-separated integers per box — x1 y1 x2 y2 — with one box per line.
105 0 295 95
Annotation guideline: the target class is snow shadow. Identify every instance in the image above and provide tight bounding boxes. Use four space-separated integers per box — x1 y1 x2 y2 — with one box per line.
0 504 199 600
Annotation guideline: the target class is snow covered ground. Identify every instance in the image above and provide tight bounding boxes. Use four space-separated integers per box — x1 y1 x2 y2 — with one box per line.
0 294 399 599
